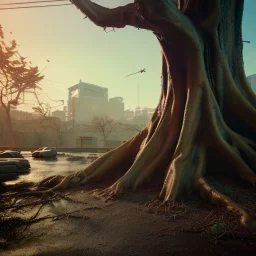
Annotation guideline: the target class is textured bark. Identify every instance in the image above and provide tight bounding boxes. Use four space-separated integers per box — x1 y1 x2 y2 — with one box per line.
38 0 256 231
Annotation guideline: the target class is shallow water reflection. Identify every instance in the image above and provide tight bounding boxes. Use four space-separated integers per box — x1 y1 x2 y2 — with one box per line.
5 151 103 185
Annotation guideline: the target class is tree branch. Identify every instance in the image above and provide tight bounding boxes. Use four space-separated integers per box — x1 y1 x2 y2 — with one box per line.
70 0 151 30
136 0 202 51
0 87 7 109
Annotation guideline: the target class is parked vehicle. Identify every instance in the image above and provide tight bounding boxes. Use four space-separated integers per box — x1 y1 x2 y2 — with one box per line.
32 147 57 158
66 155 86 162
0 158 31 182
0 150 24 158
86 153 98 162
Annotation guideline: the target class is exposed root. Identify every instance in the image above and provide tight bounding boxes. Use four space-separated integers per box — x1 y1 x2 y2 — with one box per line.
43 128 149 191
204 80 256 186
0 188 102 247
0 189 88 213
195 176 256 232
145 198 192 220
180 208 256 242
15 206 99 234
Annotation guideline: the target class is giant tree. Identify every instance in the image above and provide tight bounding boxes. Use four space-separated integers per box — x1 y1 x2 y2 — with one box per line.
37 0 256 231
0 25 43 146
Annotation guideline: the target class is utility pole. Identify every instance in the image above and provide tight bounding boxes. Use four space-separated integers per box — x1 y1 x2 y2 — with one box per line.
137 80 139 107
125 68 146 108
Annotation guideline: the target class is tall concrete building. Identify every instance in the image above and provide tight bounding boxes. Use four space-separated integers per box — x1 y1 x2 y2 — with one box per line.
247 74 256 92
108 97 125 121
67 80 108 124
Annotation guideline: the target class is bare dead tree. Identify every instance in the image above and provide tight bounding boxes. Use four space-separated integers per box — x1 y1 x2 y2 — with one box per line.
117 122 142 133
83 116 118 147
33 100 65 147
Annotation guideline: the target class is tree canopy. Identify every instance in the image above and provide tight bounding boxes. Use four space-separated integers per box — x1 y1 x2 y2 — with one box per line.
0 25 43 145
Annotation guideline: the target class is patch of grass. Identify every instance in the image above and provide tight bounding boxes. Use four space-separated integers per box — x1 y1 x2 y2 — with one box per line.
211 223 226 235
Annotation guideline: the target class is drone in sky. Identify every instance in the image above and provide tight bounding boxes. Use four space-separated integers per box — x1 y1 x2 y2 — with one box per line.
125 68 146 77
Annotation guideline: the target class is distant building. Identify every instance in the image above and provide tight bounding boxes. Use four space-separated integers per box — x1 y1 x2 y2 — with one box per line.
52 110 66 122
108 97 125 121
0 106 37 121
134 107 150 126
67 80 108 123
125 109 134 121
63 106 67 120
8 109 35 121
247 74 256 92
147 108 155 119
31 111 44 119
133 106 156 126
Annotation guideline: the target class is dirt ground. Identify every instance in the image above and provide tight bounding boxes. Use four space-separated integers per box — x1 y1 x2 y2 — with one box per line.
0 187 256 256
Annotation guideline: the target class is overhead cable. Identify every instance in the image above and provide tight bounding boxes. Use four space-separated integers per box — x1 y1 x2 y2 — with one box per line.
0 0 68 5
0 3 72 10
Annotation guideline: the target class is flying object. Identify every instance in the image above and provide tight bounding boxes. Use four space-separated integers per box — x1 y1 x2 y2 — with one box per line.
125 68 146 77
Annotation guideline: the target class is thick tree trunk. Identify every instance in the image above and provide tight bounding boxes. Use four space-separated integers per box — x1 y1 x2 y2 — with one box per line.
38 0 256 231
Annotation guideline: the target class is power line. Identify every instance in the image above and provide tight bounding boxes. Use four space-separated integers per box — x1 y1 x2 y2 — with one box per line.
0 0 68 5
46 94 64 104
44 78 68 87
0 3 72 10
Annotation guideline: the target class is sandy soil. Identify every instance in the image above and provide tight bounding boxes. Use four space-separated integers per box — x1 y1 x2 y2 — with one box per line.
1 189 256 256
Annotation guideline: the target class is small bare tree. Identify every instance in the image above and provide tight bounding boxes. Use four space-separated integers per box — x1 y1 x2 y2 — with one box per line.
117 122 142 133
33 128 44 147
33 102 65 147
40 118 64 147
84 116 118 147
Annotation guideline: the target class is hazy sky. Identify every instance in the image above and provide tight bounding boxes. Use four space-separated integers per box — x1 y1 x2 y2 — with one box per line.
1 0 256 112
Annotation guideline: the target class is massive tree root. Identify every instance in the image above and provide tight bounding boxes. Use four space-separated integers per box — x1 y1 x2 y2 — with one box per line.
25 0 256 232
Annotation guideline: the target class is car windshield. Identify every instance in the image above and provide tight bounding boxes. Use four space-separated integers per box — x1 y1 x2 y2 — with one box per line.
36 147 55 151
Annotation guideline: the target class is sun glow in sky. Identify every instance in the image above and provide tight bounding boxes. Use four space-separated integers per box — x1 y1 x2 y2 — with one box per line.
0 0 256 113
